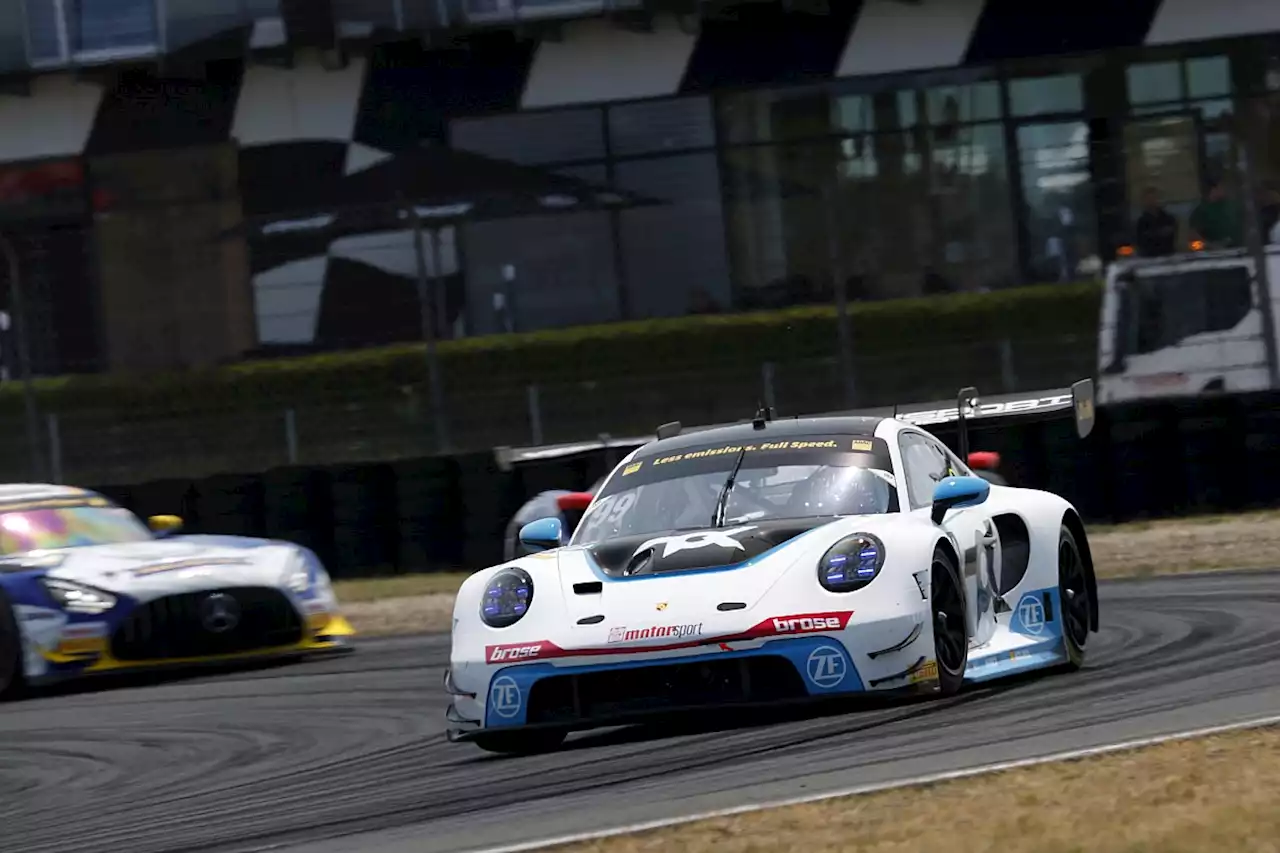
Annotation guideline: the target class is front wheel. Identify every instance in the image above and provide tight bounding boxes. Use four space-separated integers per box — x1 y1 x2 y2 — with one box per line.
473 729 567 756
931 544 969 696
1058 524 1091 669
0 592 24 700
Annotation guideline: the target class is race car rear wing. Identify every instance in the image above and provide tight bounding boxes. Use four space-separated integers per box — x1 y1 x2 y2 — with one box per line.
885 378 1096 461
493 378 1097 470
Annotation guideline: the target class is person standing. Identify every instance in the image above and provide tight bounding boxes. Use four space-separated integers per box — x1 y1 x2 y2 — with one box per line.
1189 179 1242 248
1134 187 1178 257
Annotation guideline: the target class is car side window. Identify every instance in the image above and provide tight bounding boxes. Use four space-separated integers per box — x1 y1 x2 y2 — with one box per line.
934 440 971 478
899 433 951 509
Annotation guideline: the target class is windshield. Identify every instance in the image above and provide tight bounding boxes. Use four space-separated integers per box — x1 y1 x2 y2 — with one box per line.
570 435 898 547
0 504 152 554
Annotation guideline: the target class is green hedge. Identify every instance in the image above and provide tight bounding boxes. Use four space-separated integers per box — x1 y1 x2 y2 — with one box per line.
0 281 1103 417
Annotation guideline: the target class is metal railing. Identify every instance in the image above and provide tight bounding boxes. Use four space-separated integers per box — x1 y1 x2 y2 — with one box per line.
0 332 1097 486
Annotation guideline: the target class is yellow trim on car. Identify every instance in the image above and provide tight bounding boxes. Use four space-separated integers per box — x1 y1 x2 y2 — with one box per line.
39 612 357 671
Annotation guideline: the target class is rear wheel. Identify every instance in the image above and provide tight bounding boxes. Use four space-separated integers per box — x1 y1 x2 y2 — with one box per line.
473 729 567 756
931 544 968 696
1058 524 1091 669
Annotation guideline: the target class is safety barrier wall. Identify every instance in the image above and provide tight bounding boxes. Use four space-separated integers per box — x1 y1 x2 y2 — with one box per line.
88 390 1280 580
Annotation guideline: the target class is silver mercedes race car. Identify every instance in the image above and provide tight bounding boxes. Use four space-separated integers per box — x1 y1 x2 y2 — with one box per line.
0 484 354 697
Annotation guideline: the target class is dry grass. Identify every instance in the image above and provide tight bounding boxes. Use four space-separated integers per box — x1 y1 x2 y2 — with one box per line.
549 725 1280 853
335 508 1280 636
1087 508 1280 579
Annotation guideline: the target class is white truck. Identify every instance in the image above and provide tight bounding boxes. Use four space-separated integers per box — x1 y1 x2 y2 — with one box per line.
1097 245 1280 404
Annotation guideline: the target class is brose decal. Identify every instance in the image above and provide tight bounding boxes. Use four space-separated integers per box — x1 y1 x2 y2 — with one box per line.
486 642 548 663
760 611 854 636
772 615 846 634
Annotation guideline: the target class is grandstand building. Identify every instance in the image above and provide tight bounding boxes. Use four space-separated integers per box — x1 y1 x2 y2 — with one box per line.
0 0 1278 374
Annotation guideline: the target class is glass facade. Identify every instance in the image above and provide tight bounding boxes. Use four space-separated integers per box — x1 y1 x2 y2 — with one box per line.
5 29 1280 374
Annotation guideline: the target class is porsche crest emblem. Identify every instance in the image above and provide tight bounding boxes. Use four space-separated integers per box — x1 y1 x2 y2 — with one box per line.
655 602 668 611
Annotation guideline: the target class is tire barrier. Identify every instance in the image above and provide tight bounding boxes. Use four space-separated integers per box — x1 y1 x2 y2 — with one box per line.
88 389 1280 578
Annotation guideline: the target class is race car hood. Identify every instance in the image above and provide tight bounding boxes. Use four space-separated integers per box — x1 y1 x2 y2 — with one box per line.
0 535 295 599
553 518 842 623
586 518 831 578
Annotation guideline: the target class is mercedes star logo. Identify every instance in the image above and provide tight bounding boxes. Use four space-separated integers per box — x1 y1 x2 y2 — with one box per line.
199 593 240 634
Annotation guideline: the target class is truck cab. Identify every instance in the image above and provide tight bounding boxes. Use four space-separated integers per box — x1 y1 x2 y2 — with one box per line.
1097 246 1280 404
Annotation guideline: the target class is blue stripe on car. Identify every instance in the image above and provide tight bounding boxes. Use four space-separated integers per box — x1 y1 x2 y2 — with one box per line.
578 521 839 584
483 636 865 728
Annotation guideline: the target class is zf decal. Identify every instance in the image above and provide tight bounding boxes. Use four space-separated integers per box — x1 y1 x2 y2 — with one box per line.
805 645 848 689
1016 593 1047 635
489 676 522 719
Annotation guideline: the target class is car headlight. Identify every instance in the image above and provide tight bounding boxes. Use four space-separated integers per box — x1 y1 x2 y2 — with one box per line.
818 533 885 593
283 548 330 594
40 578 117 615
480 567 534 629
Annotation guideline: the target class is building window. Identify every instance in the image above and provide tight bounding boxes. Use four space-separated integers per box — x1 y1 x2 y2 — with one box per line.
26 0 160 66
1008 74 1085 117
1123 54 1238 251
720 79 1017 307
1016 121 1096 282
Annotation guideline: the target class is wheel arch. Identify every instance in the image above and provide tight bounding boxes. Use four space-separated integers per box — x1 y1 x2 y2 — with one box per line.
1060 508 1099 632
932 534 968 615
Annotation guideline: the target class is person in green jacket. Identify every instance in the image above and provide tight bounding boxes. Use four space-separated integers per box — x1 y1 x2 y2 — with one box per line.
1189 179 1242 248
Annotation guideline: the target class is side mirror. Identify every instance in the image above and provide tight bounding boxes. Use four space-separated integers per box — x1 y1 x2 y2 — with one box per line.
519 517 564 552
555 492 594 513
930 476 990 525
148 514 184 537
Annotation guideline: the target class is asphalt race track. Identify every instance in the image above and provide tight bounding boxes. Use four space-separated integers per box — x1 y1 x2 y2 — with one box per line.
4 570 1280 853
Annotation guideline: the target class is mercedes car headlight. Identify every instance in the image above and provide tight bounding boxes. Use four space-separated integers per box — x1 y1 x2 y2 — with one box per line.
480 567 534 629
818 533 886 593
283 548 330 594
40 578 117 615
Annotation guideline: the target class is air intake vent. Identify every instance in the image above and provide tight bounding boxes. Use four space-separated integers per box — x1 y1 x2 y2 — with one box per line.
573 581 603 595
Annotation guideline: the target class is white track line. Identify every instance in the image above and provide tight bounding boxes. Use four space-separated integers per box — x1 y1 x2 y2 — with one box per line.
464 713 1280 853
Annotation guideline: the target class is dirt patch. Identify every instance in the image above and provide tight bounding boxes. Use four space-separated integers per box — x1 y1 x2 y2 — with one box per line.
550 725 1280 853
342 594 456 637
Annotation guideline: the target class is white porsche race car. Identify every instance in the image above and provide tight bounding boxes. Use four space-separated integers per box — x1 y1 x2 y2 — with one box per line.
0 484 355 697
446 382 1100 754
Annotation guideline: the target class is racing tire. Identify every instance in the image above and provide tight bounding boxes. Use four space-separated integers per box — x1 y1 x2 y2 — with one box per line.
1058 524 1091 670
473 729 567 756
0 591 25 701
931 544 968 696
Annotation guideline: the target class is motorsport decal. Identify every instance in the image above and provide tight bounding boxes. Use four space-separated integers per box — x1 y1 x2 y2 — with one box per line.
607 622 704 643
131 556 254 577
483 610 853 663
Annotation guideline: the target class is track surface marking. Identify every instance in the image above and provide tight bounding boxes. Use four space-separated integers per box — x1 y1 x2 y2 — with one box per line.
3 572 1279 853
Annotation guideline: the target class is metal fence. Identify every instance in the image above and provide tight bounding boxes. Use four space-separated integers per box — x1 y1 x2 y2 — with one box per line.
0 330 1097 486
